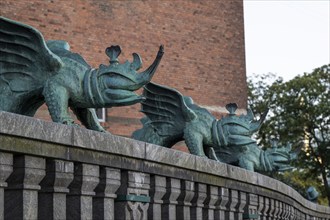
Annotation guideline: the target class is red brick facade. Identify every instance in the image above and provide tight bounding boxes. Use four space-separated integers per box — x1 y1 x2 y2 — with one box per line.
1 0 247 138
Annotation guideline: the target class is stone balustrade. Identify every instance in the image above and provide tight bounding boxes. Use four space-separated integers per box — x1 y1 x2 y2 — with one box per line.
0 111 329 220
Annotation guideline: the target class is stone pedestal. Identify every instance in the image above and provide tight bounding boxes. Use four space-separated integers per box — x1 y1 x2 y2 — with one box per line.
176 180 194 220
67 163 99 220
39 159 74 220
93 167 121 220
214 187 229 220
203 185 219 220
115 171 150 220
191 183 207 220
0 153 13 220
161 177 181 220
4 155 45 220
148 175 166 220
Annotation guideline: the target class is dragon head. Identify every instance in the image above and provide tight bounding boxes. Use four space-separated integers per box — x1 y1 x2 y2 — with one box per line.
84 45 164 107
261 142 297 172
212 103 268 147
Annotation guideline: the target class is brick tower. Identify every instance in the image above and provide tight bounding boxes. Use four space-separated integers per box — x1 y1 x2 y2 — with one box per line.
0 0 247 138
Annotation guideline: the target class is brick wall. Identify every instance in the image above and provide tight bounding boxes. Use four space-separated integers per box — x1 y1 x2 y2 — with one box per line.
0 0 247 139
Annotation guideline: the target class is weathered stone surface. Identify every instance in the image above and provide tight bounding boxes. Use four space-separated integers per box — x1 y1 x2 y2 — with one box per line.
215 187 229 220
226 189 239 220
148 175 166 220
257 174 278 191
195 157 228 177
146 143 195 169
73 127 145 158
0 111 72 145
227 165 247 183
191 183 207 220
0 152 13 220
67 163 99 219
115 171 150 220
0 112 330 219
39 159 74 220
203 185 219 219
162 178 181 220
176 180 194 220
4 155 45 220
244 193 258 220
237 191 247 220
93 167 121 220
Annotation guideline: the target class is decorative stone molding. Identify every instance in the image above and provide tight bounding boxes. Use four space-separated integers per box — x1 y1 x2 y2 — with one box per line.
176 180 194 220
161 177 181 220
67 163 99 219
39 159 74 220
148 175 166 219
215 187 229 220
0 111 329 219
0 153 13 220
115 171 150 220
4 155 45 219
93 167 120 220
203 185 219 219
191 183 207 220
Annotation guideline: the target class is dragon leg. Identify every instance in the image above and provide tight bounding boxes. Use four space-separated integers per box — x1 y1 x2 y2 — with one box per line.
184 131 206 157
43 81 73 124
238 156 255 171
71 107 106 132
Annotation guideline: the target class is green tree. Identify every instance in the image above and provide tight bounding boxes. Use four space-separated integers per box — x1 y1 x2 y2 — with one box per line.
248 64 330 206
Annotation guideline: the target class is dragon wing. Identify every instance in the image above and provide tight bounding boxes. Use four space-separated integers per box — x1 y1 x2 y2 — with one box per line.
141 82 197 137
0 16 63 92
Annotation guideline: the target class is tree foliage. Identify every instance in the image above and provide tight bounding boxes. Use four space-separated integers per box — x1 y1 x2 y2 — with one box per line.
248 64 330 205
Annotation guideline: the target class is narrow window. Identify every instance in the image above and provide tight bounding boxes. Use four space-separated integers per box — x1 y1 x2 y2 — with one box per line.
96 108 106 122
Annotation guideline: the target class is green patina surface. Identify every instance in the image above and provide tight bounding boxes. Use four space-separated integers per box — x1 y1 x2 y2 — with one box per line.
133 83 296 173
116 195 151 203
0 16 163 132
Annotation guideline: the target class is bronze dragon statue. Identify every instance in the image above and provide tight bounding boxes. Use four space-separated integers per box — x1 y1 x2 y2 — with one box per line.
133 83 296 172
0 17 164 131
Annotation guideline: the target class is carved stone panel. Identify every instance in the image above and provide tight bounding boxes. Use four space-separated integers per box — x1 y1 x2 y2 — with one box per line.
115 171 150 220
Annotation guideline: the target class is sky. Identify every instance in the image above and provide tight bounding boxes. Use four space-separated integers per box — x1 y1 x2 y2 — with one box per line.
244 0 330 82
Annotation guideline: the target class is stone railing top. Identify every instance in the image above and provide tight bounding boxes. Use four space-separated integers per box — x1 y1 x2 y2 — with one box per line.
0 111 329 214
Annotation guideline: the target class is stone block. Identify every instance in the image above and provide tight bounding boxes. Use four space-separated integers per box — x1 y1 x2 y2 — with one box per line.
162 178 181 220
93 167 121 220
148 175 167 220
73 127 145 159
39 159 74 220
191 183 207 220
227 165 247 182
195 156 228 177
203 185 219 220
0 152 13 220
115 171 150 220
176 180 194 220
4 155 45 220
146 143 195 170
0 111 72 145
67 163 99 219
